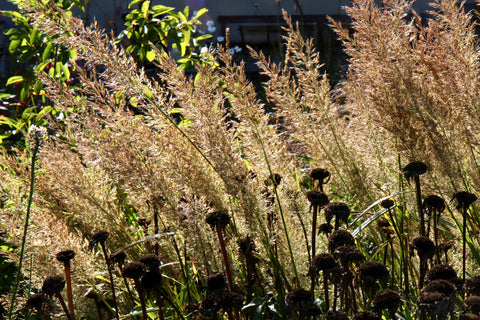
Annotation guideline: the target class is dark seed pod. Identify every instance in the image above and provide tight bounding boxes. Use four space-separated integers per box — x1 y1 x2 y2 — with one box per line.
402 161 427 183
465 296 480 314
380 199 395 209
110 250 127 266
310 168 330 182
42 275 66 297
205 211 231 230
425 264 457 284
324 202 350 226
318 223 334 236
139 254 161 270
285 288 312 312
376 218 390 228
372 289 401 313
310 253 338 274
424 195 446 213
122 261 146 279
199 297 220 316
137 218 151 228
451 191 477 210
353 311 381 320
265 173 282 187
465 276 480 296
325 310 349 320
88 230 109 251
328 230 355 252
411 236 436 260
334 245 365 264
56 250 75 262
306 190 329 207
357 261 389 285
422 279 456 296
141 270 163 292
206 272 227 292
26 293 46 310
219 291 244 311
460 313 480 320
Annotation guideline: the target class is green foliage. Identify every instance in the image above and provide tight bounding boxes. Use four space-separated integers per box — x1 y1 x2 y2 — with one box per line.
118 0 211 69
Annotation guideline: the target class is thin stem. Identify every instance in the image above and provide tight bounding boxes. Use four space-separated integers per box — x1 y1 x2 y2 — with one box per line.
55 292 73 320
133 279 148 320
217 227 234 292
63 262 76 320
101 244 119 320
414 176 424 236
7 137 40 320
463 206 467 286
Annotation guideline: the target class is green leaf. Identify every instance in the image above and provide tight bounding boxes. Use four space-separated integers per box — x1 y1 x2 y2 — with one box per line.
193 8 208 19
141 1 150 16
145 49 155 62
151 5 174 16
195 34 212 42
42 42 53 61
128 0 144 9
6 76 24 86
8 39 22 54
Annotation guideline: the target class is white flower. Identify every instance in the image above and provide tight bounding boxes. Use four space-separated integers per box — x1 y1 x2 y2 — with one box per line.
177 31 183 38
228 48 235 55
217 36 225 42
28 125 47 140
206 20 214 26
207 26 216 33
201 46 208 54
234 45 242 53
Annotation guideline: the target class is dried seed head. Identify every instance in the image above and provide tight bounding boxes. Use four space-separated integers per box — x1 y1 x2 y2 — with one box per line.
219 291 244 311
357 261 389 285
460 314 480 320
402 161 427 182
206 272 227 292
334 245 365 264
465 296 480 314
372 289 401 313
318 223 334 236
265 173 282 187
310 253 338 274
141 270 163 292
380 199 395 209
451 191 477 210
465 276 480 296
325 310 349 320
310 168 331 184
56 250 75 263
139 254 161 270
422 279 456 296
438 241 454 253
199 297 220 316
418 288 453 316
205 211 230 230
411 236 436 261
137 218 151 228
285 288 312 312
42 275 66 296
306 190 329 207
328 230 355 252
26 293 46 310
352 311 381 320
324 202 350 226
88 230 109 251
110 250 127 266
423 195 446 214
425 264 457 284
239 235 256 257
122 261 146 279
376 218 390 228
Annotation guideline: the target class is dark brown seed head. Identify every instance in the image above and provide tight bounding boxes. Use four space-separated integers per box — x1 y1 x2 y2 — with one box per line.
418 290 453 317
199 297 220 316
334 245 365 264
328 230 355 252
380 199 395 209
411 236 436 261
219 291 244 311
324 202 350 226
141 270 163 292
265 173 282 187
205 211 231 230
465 276 480 296
376 218 390 228
56 250 75 263
110 250 127 266
139 254 161 270
425 264 457 284
460 314 480 320
42 275 66 296
122 261 146 279
137 218 151 228
451 191 477 210
372 289 401 312
357 261 389 285
306 190 329 207
206 272 227 292
438 241 454 253
325 310 349 320
285 288 312 312
353 311 381 320
424 195 446 214
26 293 46 310
310 168 331 183
402 161 427 182
310 253 338 275
422 279 456 296
88 230 109 251
465 296 480 314
239 235 256 257
318 223 334 236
